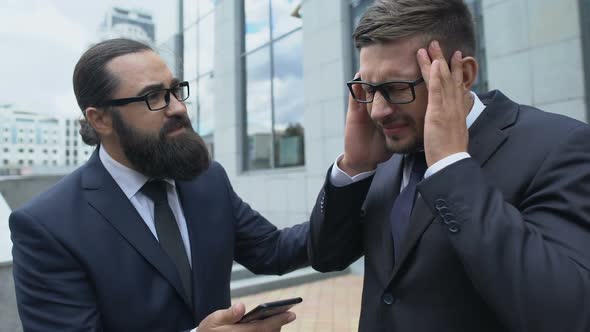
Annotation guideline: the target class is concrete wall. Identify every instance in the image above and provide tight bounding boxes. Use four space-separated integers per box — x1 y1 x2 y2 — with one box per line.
0 175 63 210
0 264 22 332
483 0 587 121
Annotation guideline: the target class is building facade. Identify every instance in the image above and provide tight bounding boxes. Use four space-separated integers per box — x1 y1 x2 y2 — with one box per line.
179 0 588 234
0 105 62 175
98 7 156 44
63 118 94 168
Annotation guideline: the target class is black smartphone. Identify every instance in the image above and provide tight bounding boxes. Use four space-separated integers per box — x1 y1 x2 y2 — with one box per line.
238 297 303 324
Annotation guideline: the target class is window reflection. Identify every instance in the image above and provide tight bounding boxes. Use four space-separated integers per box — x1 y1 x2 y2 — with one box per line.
273 30 304 167
199 0 216 18
182 0 198 28
245 0 271 52
243 0 304 170
183 25 197 81
197 74 214 137
198 13 214 74
183 1 217 157
271 0 302 38
246 48 272 170
185 79 198 126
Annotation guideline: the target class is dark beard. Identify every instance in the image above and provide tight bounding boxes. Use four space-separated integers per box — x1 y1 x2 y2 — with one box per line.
111 110 211 181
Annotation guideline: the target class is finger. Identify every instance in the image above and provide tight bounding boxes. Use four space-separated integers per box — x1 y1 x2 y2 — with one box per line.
428 40 445 62
416 48 432 86
206 303 245 327
428 40 451 81
428 60 443 108
450 50 463 85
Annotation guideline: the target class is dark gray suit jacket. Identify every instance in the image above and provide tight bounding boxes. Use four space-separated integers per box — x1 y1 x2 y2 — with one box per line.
309 90 590 331
10 153 309 332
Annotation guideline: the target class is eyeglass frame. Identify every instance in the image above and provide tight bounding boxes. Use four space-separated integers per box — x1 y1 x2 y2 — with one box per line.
99 81 190 111
346 77 425 104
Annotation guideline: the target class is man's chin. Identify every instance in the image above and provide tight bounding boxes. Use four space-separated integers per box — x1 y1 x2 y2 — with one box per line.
385 136 421 154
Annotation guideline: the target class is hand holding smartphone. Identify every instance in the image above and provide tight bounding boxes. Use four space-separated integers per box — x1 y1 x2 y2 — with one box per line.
238 297 303 324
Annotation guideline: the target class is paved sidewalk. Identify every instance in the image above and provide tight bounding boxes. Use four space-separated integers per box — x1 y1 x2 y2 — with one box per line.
233 274 363 332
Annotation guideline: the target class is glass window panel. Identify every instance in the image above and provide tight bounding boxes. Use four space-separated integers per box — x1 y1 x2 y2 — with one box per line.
245 0 270 52
183 0 198 28
183 25 198 81
196 73 215 137
199 0 217 18
271 0 302 39
198 13 215 74
272 30 304 167
245 47 273 170
185 79 198 128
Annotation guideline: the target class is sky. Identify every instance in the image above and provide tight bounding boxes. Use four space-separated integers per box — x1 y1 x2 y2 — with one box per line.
0 0 179 118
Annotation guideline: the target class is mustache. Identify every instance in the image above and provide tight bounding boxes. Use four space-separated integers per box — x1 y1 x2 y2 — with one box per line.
160 115 193 136
377 114 414 128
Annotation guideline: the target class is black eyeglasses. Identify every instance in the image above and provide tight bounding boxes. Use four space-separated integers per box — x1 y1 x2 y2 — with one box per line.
346 77 425 104
101 81 190 111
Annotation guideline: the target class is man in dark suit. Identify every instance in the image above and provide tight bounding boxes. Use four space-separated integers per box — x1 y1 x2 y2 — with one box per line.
308 0 590 331
10 38 308 332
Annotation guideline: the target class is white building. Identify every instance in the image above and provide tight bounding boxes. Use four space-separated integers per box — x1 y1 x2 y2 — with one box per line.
0 105 63 175
63 118 95 168
97 7 156 45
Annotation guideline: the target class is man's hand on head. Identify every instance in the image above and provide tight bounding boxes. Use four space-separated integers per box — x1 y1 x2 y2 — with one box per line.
417 40 470 167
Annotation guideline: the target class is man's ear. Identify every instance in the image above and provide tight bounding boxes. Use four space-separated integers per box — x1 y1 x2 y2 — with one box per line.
85 107 113 137
461 56 479 90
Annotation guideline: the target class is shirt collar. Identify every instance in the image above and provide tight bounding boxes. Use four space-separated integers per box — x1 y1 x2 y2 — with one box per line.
467 91 486 129
99 146 175 199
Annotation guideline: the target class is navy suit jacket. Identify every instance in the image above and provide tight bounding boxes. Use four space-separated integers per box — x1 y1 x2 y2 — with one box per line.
309 90 590 331
10 152 309 331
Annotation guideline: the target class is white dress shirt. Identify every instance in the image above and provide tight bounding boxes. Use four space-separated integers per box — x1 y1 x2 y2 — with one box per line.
99 146 192 266
331 91 486 188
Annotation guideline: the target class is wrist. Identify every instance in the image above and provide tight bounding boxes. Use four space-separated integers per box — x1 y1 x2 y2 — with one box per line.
339 155 376 176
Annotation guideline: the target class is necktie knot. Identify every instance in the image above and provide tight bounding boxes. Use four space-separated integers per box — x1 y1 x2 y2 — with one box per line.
140 180 168 204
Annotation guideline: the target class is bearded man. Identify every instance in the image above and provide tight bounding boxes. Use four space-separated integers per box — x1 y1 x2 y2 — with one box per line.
10 38 308 332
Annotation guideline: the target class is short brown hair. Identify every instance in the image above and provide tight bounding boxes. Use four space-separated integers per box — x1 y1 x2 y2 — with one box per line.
353 0 476 60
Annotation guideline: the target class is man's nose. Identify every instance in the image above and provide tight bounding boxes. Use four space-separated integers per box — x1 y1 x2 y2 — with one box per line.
164 93 188 117
369 92 396 121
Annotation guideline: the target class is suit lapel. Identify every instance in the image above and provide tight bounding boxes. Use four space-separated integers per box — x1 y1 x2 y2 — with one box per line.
388 90 519 282
81 151 192 309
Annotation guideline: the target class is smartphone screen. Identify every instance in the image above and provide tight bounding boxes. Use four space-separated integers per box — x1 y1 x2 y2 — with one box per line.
238 297 303 323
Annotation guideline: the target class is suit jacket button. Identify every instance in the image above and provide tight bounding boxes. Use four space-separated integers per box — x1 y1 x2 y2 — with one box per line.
382 292 395 305
435 199 447 209
360 209 366 218
447 221 461 233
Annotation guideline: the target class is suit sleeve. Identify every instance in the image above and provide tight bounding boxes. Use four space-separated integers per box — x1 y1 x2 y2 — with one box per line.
418 124 590 332
217 166 309 275
10 209 103 332
308 166 373 272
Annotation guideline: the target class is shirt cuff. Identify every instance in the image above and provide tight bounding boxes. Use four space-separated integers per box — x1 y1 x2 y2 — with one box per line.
330 154 376 187
191 328 198 332
424 152 471 178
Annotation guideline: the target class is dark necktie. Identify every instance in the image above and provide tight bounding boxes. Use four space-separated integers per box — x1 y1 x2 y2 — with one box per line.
140 180 192 306
390 152 427 259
